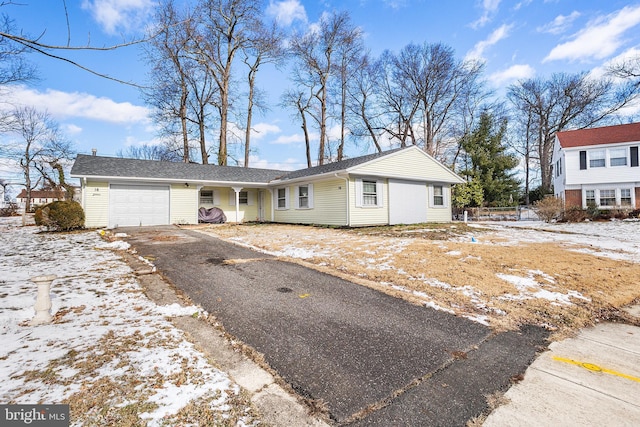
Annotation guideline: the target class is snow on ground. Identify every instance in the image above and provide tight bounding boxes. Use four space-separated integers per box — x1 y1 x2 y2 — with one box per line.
473 219 640 263
0 216 255 426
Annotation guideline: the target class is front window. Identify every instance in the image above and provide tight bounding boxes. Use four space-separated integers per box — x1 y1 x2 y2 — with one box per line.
362 180 378 206
609 148 627 166
238 191 248 205
298 185 309 208
200 190 213 204
433 185 444 206
589 150 605 168
621 189 632 206
277 188 287 209
600 189 616 206
585 190 596 206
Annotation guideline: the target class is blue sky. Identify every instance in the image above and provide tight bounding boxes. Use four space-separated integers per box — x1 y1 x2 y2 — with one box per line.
3 0 640 183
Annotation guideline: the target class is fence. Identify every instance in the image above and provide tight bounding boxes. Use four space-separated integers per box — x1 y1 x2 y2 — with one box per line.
456 206 540 222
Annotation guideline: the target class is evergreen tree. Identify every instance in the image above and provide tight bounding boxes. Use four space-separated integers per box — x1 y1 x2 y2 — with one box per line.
459 111 520 206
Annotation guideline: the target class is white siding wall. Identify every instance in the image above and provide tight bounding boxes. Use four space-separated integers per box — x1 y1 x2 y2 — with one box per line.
349 177 389 226
426 184 453 222
273 179 347 225
564 143 640 186
170 184 198 224
83 181 109 228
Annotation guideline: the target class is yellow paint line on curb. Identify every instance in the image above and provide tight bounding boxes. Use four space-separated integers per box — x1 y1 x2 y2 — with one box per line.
553 356 640 383
299 293 311 299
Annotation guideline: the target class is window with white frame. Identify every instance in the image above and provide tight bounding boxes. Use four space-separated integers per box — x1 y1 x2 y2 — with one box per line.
296 184 313 209
362 180 378 206
277 188 288 209
589 150 606 168
599 189 616 206
238 191 248 205
200 190 214 204
585 190 596 206
433 185 444 206
621 189 632 206
609 148 627 166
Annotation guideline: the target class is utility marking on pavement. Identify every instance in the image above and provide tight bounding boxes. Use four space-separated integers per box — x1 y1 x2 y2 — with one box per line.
298 293 311 299
553 356 640 383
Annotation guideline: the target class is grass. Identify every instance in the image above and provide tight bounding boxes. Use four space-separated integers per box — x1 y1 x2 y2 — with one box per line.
195 223 640 335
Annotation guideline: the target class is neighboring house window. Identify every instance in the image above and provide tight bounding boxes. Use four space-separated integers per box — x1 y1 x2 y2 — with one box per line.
355 178 383 208
631 146 639 167
585 190 596 206
295 184 313 209
362 180 378 206
609 148 627 166
589 150 605 168
200 190 213 204
276 188 289 209
579 151 587 170
621 189 632 206
599 189 616 206
433 185 444 206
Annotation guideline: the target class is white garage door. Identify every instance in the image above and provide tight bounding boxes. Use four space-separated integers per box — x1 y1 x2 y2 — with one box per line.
388 179 427 225
109 184 170 227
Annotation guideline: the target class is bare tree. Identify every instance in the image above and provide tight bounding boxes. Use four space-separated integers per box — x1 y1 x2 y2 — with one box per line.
289 10 356 165
347 53 384 153
241 20 285 167
193 0 262 166
5 106 73 212
282 88 313 167
116 144 182 162
507 72 640 193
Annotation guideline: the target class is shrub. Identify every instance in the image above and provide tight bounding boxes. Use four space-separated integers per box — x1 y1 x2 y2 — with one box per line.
532 196 564 223
35 201 85 231
562 206 587 223
0 202 19 217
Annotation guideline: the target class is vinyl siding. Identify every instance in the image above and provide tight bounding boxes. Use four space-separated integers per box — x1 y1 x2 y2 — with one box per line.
426 184 453 223
273 179 347 225
217 188 259 223
349 177 389 226
170 184 198 224
352 148 460 183
83 181 109 228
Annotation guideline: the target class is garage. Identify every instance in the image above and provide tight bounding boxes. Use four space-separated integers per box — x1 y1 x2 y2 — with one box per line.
388 179 427 225
109 184 170 228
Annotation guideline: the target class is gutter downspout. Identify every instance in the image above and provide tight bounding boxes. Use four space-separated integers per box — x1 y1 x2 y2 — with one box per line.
82 177 87 211
335 173 350 226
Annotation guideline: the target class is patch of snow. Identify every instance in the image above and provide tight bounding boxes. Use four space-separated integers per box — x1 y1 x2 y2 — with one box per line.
497 272 590 305
154 303 204 317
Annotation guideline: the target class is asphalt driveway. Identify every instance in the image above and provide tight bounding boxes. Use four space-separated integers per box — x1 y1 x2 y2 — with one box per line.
122 226 548 425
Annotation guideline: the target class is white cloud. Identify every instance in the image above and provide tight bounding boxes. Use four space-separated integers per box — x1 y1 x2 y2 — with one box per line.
589 47 640 80
81 0 153 35
247 155 300 170
63 124 83 135
470 0 502 29
537 11 580 35
271 133 306 145
4 86 150 124
466 24 513 61
488 64 535 86
544 5 640 63
250 122 282 141
266 0 307 27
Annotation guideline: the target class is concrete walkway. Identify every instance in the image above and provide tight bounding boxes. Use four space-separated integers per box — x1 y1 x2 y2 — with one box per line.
484 319 640 426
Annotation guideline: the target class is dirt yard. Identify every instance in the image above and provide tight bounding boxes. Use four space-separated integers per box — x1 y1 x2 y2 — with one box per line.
186 221 640 336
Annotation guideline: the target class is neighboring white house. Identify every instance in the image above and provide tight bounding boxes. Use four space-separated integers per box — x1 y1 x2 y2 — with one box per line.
552 122 640 209
70 146 465 228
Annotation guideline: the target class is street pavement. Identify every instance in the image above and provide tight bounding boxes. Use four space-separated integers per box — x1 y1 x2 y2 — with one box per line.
122 226 549 425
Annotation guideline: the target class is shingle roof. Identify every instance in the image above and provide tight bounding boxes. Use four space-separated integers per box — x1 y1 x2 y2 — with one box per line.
556 122 640 148
70 154 287 184
277 147 407 181
71 147 412 184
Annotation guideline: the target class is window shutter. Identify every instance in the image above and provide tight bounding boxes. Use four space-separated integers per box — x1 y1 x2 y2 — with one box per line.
631 146 639 167
284 187 290 209
579 151 587 170
229 191 236 206
213 190 220 206
376 180 384 207
247 190 255 206
355 179 363 207
293 186 300 209
308 184 314 209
